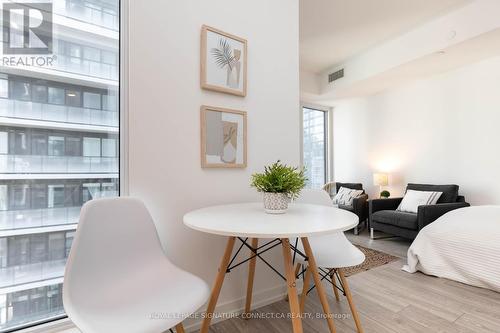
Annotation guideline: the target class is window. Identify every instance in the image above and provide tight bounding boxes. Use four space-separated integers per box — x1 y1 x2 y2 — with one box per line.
102 138 116 157
48 185 65 208
0 131 8 154
65 136 82 156
48 136 65 156
48 87 65 105
11 81 31 101
10 130 30 155
32 85 48 103
83 46 100 62
31 185 47 209
0 0 120 330
31 134 48 155
102 91 117 111
83 137 101 156
65 89 81 107
302 107 328 189
83 92 101 109
0 79 8 98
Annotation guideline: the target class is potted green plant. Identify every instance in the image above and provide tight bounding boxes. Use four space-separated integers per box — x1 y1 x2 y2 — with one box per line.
251 161 307 214
380 190 391 198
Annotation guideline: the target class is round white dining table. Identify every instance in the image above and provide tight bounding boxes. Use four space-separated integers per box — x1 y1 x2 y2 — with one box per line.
183 202 358 333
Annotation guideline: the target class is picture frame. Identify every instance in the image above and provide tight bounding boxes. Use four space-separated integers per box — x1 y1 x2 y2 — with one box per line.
200 105 247 168
200 25 247 97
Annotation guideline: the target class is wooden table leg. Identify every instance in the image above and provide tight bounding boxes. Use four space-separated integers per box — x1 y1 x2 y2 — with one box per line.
281 238 304 333
200 237 236 333
244 238 259 316
299 265 311 313
301 237 337 333
286 263 302 302
338 268 364 333
174 322 185 333
331 270 340 301
294 263 302 278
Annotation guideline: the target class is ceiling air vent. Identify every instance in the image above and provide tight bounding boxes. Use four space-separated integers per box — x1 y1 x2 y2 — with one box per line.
328 68 344 83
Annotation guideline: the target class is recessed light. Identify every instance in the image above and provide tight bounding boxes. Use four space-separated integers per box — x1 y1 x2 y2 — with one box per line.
67 93 76 97
436 51 446 55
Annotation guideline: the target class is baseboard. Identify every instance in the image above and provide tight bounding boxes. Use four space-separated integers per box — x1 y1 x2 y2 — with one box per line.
183 283 291 332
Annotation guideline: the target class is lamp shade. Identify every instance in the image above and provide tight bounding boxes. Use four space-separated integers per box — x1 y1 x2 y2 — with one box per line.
373 173 389 186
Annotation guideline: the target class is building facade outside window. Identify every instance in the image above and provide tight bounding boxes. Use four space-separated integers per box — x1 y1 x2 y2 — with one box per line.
302 107 329 189
0 0 120 331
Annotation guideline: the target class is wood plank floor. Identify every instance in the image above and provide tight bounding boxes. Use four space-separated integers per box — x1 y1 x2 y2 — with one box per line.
209 259 500 333
346 228 412 259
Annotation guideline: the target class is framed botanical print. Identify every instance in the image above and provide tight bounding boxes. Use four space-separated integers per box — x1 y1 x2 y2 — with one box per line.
201 25 247 96
200 105 247 168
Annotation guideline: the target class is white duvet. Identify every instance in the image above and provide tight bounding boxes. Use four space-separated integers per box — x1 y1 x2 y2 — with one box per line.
403 206 500 292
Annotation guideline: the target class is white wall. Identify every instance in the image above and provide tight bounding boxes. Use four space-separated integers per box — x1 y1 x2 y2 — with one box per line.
318 0 500 101
333 56 500 205
127 0 300 328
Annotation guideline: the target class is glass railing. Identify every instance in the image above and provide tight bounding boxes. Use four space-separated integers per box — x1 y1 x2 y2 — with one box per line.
54 55 118 81
0 155 119 174
0 259 66 289
53 2 118 31
0 207 80 231
0 99 118 127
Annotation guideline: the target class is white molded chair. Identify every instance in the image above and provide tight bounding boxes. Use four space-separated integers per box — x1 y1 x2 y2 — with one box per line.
294 189 365 333
63 197 209 333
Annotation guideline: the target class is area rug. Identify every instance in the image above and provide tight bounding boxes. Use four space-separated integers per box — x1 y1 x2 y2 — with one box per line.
342 246 399 277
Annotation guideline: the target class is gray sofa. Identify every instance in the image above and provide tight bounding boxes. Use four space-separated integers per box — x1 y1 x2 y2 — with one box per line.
369 183 470 240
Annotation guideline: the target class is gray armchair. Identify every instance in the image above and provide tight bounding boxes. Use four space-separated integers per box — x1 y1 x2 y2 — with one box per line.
324 182 369 235
369 183 470 240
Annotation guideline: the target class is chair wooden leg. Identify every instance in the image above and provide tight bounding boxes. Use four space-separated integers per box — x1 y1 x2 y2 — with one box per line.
200 237 236 333
175 322 185 333
299 265 311 313
244 238 259 316
338 268 364 333
331 271 340 301
281 238 304 333
301 237 337 333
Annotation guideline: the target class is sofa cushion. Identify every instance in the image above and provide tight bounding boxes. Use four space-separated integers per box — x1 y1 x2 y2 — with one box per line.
333 187 363 206
372 210 418 230
397 190 442 213
406 183 458 203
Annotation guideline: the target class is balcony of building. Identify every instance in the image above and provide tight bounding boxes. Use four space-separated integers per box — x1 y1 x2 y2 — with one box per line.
0 207 80 232
0 155 118 174
0 99 118 128
52 55 118 82
54 0 119 32
0 260 66 290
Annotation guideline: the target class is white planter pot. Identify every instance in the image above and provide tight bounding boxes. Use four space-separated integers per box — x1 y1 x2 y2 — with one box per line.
263 192 289 214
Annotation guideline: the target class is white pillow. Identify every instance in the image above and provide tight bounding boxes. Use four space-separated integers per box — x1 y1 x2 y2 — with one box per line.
397 190 443 214
332 187 363 206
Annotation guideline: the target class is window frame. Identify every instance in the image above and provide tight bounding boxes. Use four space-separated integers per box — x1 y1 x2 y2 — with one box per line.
0 0 127 330
300 103 333 188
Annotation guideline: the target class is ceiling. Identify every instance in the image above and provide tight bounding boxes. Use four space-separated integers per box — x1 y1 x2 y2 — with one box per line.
300 0 472 73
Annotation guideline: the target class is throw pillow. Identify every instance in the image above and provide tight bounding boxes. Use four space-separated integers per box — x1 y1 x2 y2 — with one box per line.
332 187 363 206
397 190 443 214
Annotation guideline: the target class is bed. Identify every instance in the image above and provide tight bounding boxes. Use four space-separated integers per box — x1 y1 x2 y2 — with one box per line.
403 205 500 292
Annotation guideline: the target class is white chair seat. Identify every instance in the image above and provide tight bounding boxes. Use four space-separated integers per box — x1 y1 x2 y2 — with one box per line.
294 232 365 268
63 198 209 333
70 263 209 333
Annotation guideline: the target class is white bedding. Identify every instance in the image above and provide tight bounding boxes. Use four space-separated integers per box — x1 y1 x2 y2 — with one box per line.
403 206 500 292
